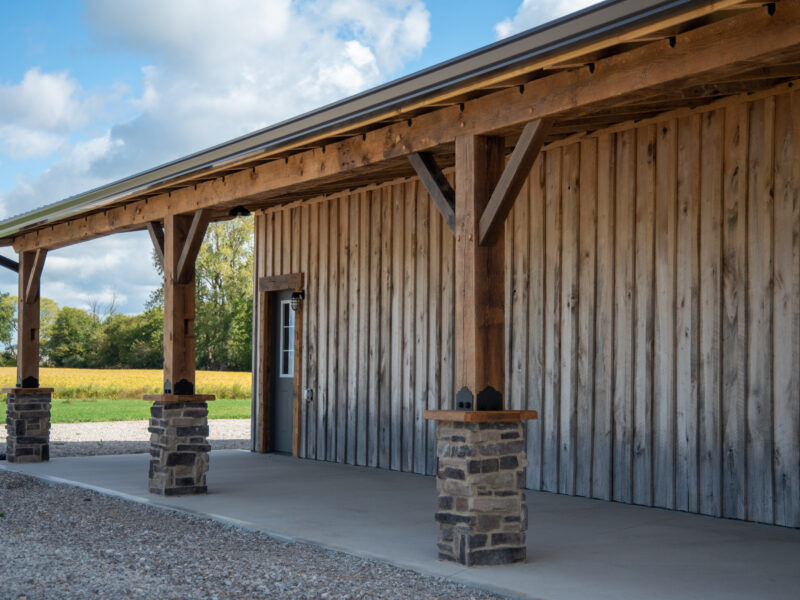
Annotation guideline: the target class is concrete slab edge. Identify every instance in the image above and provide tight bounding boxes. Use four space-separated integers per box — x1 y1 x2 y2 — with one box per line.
0 460 541 600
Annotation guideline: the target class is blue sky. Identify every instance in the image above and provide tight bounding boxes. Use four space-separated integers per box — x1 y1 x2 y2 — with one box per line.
0 0 597 314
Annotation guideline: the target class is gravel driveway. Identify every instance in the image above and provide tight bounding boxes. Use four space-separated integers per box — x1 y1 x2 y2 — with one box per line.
0 421 505 599
0 419 250 457
0 471 502 599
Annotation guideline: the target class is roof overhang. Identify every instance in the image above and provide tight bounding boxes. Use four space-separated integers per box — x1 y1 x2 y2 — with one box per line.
2 0 798 249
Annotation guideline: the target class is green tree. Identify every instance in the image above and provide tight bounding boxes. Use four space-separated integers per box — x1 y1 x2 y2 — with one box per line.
88 308 164 369
43 306 100 368
148 217 253 371
0 293 16 365
39 297 60 362
0 295 59 365
194 217 253 371
0 293 15 347
125 308 164 368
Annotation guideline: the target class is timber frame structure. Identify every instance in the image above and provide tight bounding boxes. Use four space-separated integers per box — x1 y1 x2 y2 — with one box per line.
1 0 799 543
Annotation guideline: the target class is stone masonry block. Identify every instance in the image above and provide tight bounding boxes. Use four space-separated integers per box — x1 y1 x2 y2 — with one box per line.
433 420 528 567
147 400 210 496
4 390 51 464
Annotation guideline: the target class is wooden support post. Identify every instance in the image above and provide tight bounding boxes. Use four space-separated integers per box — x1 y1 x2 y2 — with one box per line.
16 249 46 388
454 135 505 410
162 214 206 395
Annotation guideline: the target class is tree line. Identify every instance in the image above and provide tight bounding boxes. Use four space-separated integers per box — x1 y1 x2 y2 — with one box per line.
0 218 253 372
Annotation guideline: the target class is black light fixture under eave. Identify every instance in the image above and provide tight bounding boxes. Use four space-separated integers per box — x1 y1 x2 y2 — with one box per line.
228 205 250 217
290 290 305 311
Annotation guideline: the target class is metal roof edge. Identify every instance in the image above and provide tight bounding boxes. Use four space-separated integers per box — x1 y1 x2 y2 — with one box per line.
0 0 719 241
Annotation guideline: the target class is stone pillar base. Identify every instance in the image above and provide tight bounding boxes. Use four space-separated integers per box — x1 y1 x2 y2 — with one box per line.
145 395 214 495
4 388 53 463
434 419 529 566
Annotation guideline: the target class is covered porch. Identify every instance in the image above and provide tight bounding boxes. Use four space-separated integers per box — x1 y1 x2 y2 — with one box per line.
3 449 799 600
2 0 799 573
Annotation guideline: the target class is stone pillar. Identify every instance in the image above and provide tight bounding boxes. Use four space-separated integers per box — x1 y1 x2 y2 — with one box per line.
146 396 214 495
433 418 530 566
4 388 53 463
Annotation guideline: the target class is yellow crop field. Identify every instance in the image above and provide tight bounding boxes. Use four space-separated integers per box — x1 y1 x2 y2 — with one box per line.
0 367 251 400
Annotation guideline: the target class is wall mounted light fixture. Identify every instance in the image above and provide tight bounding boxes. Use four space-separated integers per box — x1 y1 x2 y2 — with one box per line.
290 290 305 311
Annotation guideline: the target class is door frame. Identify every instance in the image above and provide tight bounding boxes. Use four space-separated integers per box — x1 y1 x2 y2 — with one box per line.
257 273 304 456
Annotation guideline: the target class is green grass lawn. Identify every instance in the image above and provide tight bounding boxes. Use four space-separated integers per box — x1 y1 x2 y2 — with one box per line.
0 397 251 424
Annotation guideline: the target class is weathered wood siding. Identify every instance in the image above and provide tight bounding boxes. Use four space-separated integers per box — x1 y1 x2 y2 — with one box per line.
255 182 456 475
255 87 800 527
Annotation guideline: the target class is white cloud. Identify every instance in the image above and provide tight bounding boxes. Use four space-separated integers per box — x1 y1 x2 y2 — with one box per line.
0 232 160 315
76 0 431 178
0 125 64 159
0 68 99 160
0 133 122 221
0 68 87 131
0 0 431 313
495 0 602 39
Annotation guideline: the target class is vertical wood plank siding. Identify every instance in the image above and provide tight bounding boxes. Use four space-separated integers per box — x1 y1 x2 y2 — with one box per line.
254 89 800 527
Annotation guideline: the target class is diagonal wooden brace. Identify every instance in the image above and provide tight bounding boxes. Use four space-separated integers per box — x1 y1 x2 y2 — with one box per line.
408 152 456 233
147 221 165 270
24 248 47 305
176 209 210 284
478 118 551 245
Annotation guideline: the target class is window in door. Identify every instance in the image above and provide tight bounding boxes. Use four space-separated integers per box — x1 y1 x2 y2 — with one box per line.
279 300 294 378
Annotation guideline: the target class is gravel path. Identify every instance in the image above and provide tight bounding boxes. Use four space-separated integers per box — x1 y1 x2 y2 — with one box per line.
0 470 502 600
0 419 250 457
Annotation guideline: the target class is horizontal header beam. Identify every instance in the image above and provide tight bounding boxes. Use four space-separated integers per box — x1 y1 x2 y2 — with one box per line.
258 273 304 292
11 1 800 252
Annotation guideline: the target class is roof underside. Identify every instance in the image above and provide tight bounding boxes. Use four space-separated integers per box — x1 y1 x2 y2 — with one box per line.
2 0 798 246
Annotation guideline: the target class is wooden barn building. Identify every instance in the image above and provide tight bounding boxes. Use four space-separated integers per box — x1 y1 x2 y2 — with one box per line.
2 0 799 566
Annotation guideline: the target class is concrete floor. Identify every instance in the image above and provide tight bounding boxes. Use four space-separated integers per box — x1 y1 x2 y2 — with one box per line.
2 450 798 600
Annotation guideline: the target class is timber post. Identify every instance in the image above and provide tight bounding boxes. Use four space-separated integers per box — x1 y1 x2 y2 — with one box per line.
4 250 52 463
426 123 548 566
145 211 214 495
16 249 46 389
453 134 506 411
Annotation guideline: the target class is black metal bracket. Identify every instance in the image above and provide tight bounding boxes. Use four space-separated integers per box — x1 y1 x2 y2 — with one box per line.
19 376 39 389
173 379 195 395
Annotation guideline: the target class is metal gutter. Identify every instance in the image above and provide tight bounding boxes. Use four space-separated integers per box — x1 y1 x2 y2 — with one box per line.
0 0 721 240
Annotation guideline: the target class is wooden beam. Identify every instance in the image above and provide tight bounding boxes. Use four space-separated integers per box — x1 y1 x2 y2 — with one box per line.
0 255 19 273
16 251 43 387
163 214 196 395
147 221 165 269
258 273 304 292
24 249 46 305
408 152 456 233
454 134 506 410
712 63 800 82
11 1 800 252
176 209 210 284
478 118 551 245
